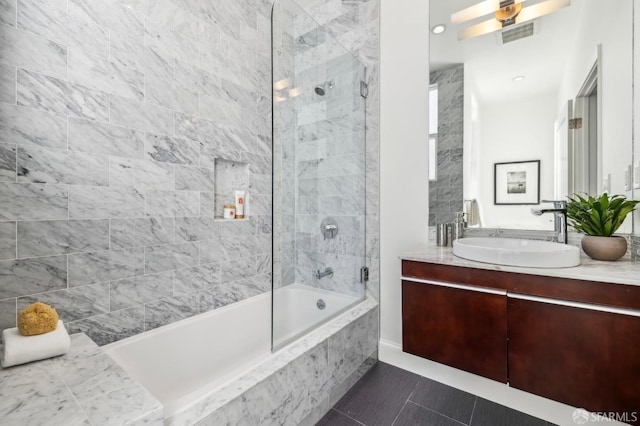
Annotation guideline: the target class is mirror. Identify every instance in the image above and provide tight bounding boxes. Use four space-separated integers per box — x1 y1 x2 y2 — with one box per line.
429 0 634 231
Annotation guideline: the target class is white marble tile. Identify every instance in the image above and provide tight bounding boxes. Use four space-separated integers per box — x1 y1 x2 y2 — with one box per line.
110 271 173 311
69 186 145 219
0 221 16 260
144 242 199 274
80 374 162 425
145 17 199 66
0 63 16 104
145 190 200 217
249 173 271 196
173 7 202 40
199 234 262 264
68 49 144 100
145 74 199 115
175 165 215 192
0 182 68 220
0 361 90 425
109 157 175 191
67 306 144 346
17 69 109 122
111 35 174 83
174 111 219 144
68 248 144 287
199 95 242 128
175 216 219 242
17 145 109 186
110 217 174 249
174 59 219 94
0 143 16 182
17 0 109 59
214 270 267 306
145 133 200 166
0 297 16 331
69 0 144 37
30 333 164 423
17 219 109 258
244 193 267 216
110 94 174 135
0 103 67 149
69 118 145 159
0 0 16 26
0 254 66 299
199 191 217 217
0 20 67 79
144 292 200 330
55 347 138 401
174 263 221 295
18 282 110 322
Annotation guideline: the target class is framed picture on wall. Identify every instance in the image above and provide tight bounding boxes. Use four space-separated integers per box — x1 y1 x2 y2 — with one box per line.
494 160 540 205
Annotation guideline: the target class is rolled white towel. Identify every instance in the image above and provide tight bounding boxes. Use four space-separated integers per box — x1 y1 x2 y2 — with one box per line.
1 320 70 368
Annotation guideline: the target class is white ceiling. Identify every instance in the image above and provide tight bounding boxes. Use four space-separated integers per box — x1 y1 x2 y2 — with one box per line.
430 0 584 105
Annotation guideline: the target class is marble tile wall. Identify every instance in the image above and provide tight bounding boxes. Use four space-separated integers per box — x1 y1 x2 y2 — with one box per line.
0 0 275 344
288 0 380 300
631 235 640 261
429 64 464 226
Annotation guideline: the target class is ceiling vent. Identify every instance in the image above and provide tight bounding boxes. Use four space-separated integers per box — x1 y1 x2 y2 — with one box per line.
497 20 539 45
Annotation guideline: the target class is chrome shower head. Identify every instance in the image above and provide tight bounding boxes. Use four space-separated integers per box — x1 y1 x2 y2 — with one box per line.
314 80 334 96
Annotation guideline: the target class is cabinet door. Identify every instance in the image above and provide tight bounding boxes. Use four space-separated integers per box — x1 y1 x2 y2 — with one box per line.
402 280 508 383
508 296 640 421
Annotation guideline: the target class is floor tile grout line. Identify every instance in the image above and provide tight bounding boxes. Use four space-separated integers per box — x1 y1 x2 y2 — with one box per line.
403 400 469 426
390 399 410 426
468 396 478 426
405 375 421 405
330 408 367 426
406 375 475 425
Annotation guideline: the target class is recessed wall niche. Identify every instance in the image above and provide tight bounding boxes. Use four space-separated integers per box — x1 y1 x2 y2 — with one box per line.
214 158 250 219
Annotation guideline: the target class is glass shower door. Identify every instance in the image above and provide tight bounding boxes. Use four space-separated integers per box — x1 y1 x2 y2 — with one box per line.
272 0 367 350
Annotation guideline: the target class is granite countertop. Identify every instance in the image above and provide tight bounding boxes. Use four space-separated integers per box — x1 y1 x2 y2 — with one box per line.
401 242 640 287
0 333 162 425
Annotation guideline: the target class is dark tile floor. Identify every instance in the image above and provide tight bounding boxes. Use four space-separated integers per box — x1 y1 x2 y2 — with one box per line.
317 362 554 426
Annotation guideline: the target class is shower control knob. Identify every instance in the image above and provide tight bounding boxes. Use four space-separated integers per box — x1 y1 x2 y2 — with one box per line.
320 218 339 240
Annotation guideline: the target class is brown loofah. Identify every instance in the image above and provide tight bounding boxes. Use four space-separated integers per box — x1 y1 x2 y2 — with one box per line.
17 302 59 336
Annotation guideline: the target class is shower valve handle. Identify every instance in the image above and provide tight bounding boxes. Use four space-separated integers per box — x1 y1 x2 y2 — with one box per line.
315 267 334 280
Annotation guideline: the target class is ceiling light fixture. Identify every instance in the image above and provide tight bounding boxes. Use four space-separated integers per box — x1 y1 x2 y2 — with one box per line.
453 0 570 41
512 75 525 82
432 24 446 35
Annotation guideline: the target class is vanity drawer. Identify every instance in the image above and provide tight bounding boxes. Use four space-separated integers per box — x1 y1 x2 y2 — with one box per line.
401 260 640 311
508 294 640 423
402 279 508 383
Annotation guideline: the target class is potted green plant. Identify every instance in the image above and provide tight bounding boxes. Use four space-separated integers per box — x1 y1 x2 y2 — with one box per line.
566 193 640 261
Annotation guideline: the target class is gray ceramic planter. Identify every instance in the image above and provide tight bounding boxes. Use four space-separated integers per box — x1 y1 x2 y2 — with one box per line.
581 235 627 261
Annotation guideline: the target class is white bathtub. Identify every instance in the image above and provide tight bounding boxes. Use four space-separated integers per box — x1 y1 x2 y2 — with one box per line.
104 284 361 417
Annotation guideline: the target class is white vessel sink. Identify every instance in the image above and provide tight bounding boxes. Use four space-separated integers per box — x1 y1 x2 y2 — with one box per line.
452 237 581 268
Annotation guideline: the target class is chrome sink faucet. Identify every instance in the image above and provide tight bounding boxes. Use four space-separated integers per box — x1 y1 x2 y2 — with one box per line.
531 200 568 244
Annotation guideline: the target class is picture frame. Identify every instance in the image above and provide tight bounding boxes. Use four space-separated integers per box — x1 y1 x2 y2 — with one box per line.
494 160 540 205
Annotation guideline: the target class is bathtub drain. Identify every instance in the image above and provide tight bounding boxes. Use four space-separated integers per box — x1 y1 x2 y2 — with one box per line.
316 299 326 310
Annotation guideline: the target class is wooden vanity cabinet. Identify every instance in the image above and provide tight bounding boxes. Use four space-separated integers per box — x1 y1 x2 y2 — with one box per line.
508 296 640 417
401 260 640 421
402 280 507 383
